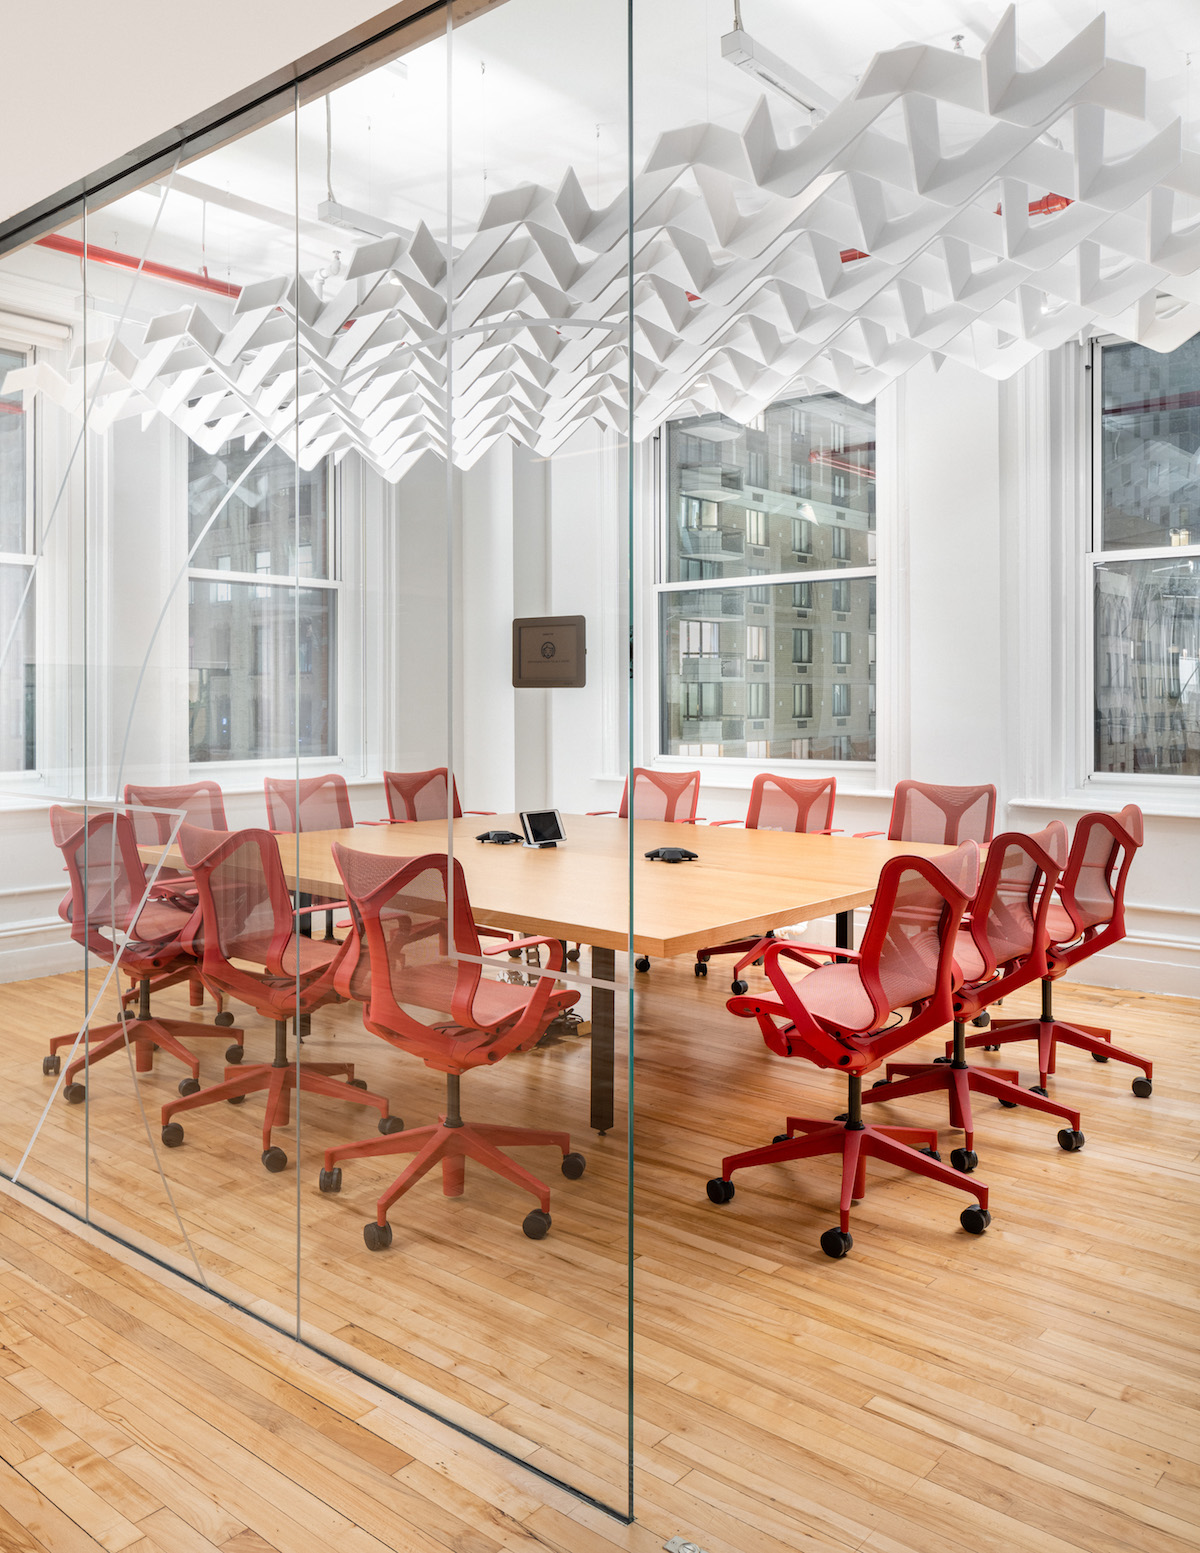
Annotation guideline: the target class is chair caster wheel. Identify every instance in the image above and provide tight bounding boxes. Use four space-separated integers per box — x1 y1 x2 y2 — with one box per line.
318 1167 342 1193
998 1098 1018 1109
161 1123 184 1148
834 1112 848 1122
1132 1077 1153 1097
522 1209 551 1240
971 1012 991 1028
983 1044 1000 1052
561 1152 586 1180
1029 1084 1049 1097
227 1094 247 1105
820 1227 853 1259
950 1148 978 1173
1057 1129 1085 1152
566 948 580 962
63 1083 86 1105
262 1147 288 1173
960 1205 991 1234
1091 1051 1109 1063
933 1055 950 1064
177 1076 201 1097
772 1133 791 1144
635 957 650 973
871 1078 890 1088
363 1221 393 1252
214 1011 235 1028
225 1044 244 1064
348 1077 367 1089
918 1146 941 1162
42 1055 61 1076
706 1178 735 1204
730 979 748 996
378 1115 405 1134
694 961 707 977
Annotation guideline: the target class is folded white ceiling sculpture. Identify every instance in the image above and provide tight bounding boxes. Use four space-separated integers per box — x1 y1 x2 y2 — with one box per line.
12 5 1200 478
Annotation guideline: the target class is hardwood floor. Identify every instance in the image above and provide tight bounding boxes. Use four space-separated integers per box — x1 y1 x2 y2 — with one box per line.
0 955 1195 1551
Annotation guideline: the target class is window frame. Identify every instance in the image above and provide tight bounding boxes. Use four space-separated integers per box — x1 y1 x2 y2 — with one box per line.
0 335 38 781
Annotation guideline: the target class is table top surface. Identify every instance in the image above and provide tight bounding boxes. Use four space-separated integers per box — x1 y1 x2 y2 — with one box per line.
145 813 951 958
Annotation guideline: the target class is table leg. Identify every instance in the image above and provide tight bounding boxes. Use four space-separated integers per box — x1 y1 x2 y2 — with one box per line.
589 946 615 1136
836 910 854 952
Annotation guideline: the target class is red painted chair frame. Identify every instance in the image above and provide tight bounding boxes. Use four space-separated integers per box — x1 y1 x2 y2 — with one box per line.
960 806 1151 1094
321 846 583 1249
588 767 702 822
694 774 837 986
46 806 243 1101
158 825 395 1171
861 822 1086 1163
366 767 495 824
719 842 990 1255
855 779 996 844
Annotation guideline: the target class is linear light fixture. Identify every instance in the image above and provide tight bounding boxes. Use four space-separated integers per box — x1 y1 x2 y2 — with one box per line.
720 26 832 117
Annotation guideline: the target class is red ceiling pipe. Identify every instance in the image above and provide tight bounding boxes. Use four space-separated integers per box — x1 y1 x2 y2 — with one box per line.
35 234 242 299
808 449 876 479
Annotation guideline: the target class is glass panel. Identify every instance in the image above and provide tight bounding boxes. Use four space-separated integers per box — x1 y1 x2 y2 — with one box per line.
189 580 336 761
1094 556 1200 775
1101 337 1200 552
188 439 331 577
0 344 27 553
666 395 876 581
660 577 876 760
0 563 35 770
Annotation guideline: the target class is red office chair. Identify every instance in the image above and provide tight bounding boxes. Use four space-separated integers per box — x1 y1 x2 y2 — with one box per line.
695 774 837 990
319 846 585 1249
590 768 701 971
375 767 495 823
862 822 1086 1168
856 779 996 844
265 774 354 941
961 806 1151 1095
123 780 232 1021
158 825 397 1171
716 841 990 1257
45 807 243 1101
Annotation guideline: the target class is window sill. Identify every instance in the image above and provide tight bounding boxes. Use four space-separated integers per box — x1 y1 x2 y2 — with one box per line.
1010 785 1200 821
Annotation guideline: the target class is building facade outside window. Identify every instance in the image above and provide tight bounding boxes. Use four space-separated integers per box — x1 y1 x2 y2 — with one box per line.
659 393 876 761
1094 336 1200 776
188 439 338 763
0 345 35 772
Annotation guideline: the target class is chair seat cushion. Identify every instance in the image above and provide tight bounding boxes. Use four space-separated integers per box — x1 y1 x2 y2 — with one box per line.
797 962 875 1033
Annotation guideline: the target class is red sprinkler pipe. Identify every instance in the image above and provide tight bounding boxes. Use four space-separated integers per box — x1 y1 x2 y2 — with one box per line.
35 234 242 299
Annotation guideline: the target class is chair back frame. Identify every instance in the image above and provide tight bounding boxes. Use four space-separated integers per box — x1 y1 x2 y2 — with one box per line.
264 774 354 833
1050 805 1143 970
888 780 996 844
382 767 463 822
954 822 1067 1013
745 773 836 834
621 768 701 822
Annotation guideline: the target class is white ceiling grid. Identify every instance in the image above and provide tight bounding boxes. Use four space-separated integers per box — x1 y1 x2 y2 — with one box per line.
12 4 1200 476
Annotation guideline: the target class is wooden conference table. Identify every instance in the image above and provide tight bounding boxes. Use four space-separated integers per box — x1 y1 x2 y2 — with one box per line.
148 815 950 1135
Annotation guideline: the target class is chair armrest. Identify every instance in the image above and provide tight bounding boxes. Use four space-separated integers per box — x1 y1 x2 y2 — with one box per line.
464 810 496 816
763 941 861 967
482 935 565 971
586 810 617 816
708 820 743 827
293 899 348 915
358 818 402 826
852 830 885 839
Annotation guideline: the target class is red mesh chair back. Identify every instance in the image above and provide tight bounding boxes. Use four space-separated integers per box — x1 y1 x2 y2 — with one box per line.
382 767 463 822
964 821 1068 980
620 768 701 822
124 781 228 843
264 774 354 833
178 824 299 979
50 806 187 968
888 780 996 844
746 774 835 833
1057 805 1143 947
861 844 981 1026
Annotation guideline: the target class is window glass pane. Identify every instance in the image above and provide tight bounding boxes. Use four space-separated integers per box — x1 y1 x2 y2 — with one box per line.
1094 556 1200 775
0 348 26 554
665 394 875 581
660 579 875 759
189 437 330 577
1102 337 1200 552
189 582 336 761
0 564 34 770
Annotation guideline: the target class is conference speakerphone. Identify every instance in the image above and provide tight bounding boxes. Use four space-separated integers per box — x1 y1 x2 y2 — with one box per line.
520 809 566 848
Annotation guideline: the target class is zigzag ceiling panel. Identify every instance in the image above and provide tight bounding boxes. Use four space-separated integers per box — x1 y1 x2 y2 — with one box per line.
12 5 1200 477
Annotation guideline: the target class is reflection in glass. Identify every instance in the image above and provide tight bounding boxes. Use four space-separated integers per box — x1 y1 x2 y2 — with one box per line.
1094 557 1200 775
0 346 27 554
1102 337 1200 552
661 578 876 760
0 564 35 771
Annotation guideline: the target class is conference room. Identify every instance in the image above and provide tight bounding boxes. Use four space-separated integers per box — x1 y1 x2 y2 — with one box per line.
0 0 1195 1543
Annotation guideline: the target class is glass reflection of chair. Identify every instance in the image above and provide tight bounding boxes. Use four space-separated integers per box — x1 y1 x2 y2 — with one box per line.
589 767 702 972
123 779 234 1023
46 806 244 1103
862 822 1086 1169
159 825 399 1172
321 846 586 1251
695 773 837 992
715 842 991 1258
264 773 353 941
961 806 1152 1095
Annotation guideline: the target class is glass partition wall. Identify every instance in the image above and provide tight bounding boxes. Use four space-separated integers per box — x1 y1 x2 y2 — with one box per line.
0 0 634 1518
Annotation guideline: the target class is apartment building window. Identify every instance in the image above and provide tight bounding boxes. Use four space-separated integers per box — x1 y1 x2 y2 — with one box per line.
660 392 876 761
188 438 338 763
0 345 35 772
1094 336 1200 776
833 631 851 665
832 682 850 717
683 682 722 719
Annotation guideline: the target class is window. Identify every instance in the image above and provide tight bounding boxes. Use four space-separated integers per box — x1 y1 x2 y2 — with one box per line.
0 345 35 772
832 682 850 717
1094 338 1200 775
188 438 337 763
660 393 876 762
